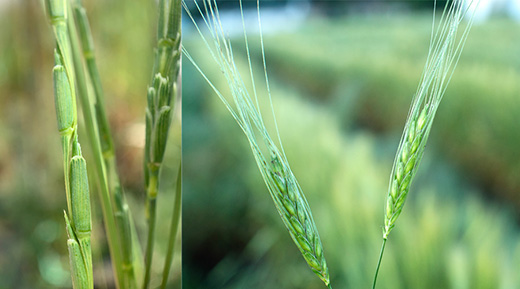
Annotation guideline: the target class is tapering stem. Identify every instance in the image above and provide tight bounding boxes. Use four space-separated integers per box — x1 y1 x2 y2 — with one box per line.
372 238 387 289
160 164 182 289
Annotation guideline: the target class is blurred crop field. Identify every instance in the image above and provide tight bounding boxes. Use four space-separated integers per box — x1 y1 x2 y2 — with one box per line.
183 3 520 289
0 1 180 288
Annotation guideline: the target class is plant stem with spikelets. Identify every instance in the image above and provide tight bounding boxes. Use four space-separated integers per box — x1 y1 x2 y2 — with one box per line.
46 1 93 286
143 0 181 288
50 0 126 286
372 1 480 287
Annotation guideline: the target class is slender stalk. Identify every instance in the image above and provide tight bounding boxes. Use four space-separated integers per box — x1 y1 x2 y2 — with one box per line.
160 165 182 289
372 238 387 289
65 1 125 287
143 172 159 289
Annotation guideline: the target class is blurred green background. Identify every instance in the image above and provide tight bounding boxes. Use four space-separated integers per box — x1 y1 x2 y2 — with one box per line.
0 1 180 288
183 1 520 289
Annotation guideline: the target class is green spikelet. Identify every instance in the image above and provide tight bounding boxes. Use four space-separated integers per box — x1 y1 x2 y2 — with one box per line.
70 144 91 238
52 51 74 134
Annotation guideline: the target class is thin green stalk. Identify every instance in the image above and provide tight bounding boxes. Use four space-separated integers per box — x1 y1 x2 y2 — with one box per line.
372 238 387 289
160 165 182 289
143 172 158 289
64 1 125 287
69 0 140 286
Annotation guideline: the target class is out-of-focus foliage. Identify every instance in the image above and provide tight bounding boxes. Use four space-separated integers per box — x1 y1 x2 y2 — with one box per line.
0 1 180 288
183 11 520 289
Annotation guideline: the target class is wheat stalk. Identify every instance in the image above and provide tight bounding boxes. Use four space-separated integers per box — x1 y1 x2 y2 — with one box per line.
183 0 331 287
372 1 479 288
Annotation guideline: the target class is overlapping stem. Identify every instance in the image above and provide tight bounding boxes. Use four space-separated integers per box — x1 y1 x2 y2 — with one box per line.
372 1 479 288
182 0 331 286
143 0 181 288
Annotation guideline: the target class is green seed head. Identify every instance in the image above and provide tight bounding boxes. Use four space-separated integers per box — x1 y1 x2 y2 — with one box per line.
314 236 323 258
282 198 296 216
53 51 74 134
386 197 394 216
152 106 172 164
396 162 404 183
70 155 91 237
64 212 89 289
297 202 306 222
410 137 420 154
297 235 312 252
303 252 320 271
390 179 398 200
158 76 170 108
67 238 89 289
417 104 429 130
46 0 67 22
400 174 412 194
153 73 162 91
289 216 304 235
405 154 416 174
147 87 156 118
401 142 409 163
408 121 416 142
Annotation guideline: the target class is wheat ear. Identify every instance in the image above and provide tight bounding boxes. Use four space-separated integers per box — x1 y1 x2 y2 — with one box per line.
372 1 480 288
183 0 331 287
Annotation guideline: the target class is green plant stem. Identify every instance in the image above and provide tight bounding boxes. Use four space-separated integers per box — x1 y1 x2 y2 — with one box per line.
160 164 181 289
372 238 387 289
143 172 159 289
66 4 124 287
